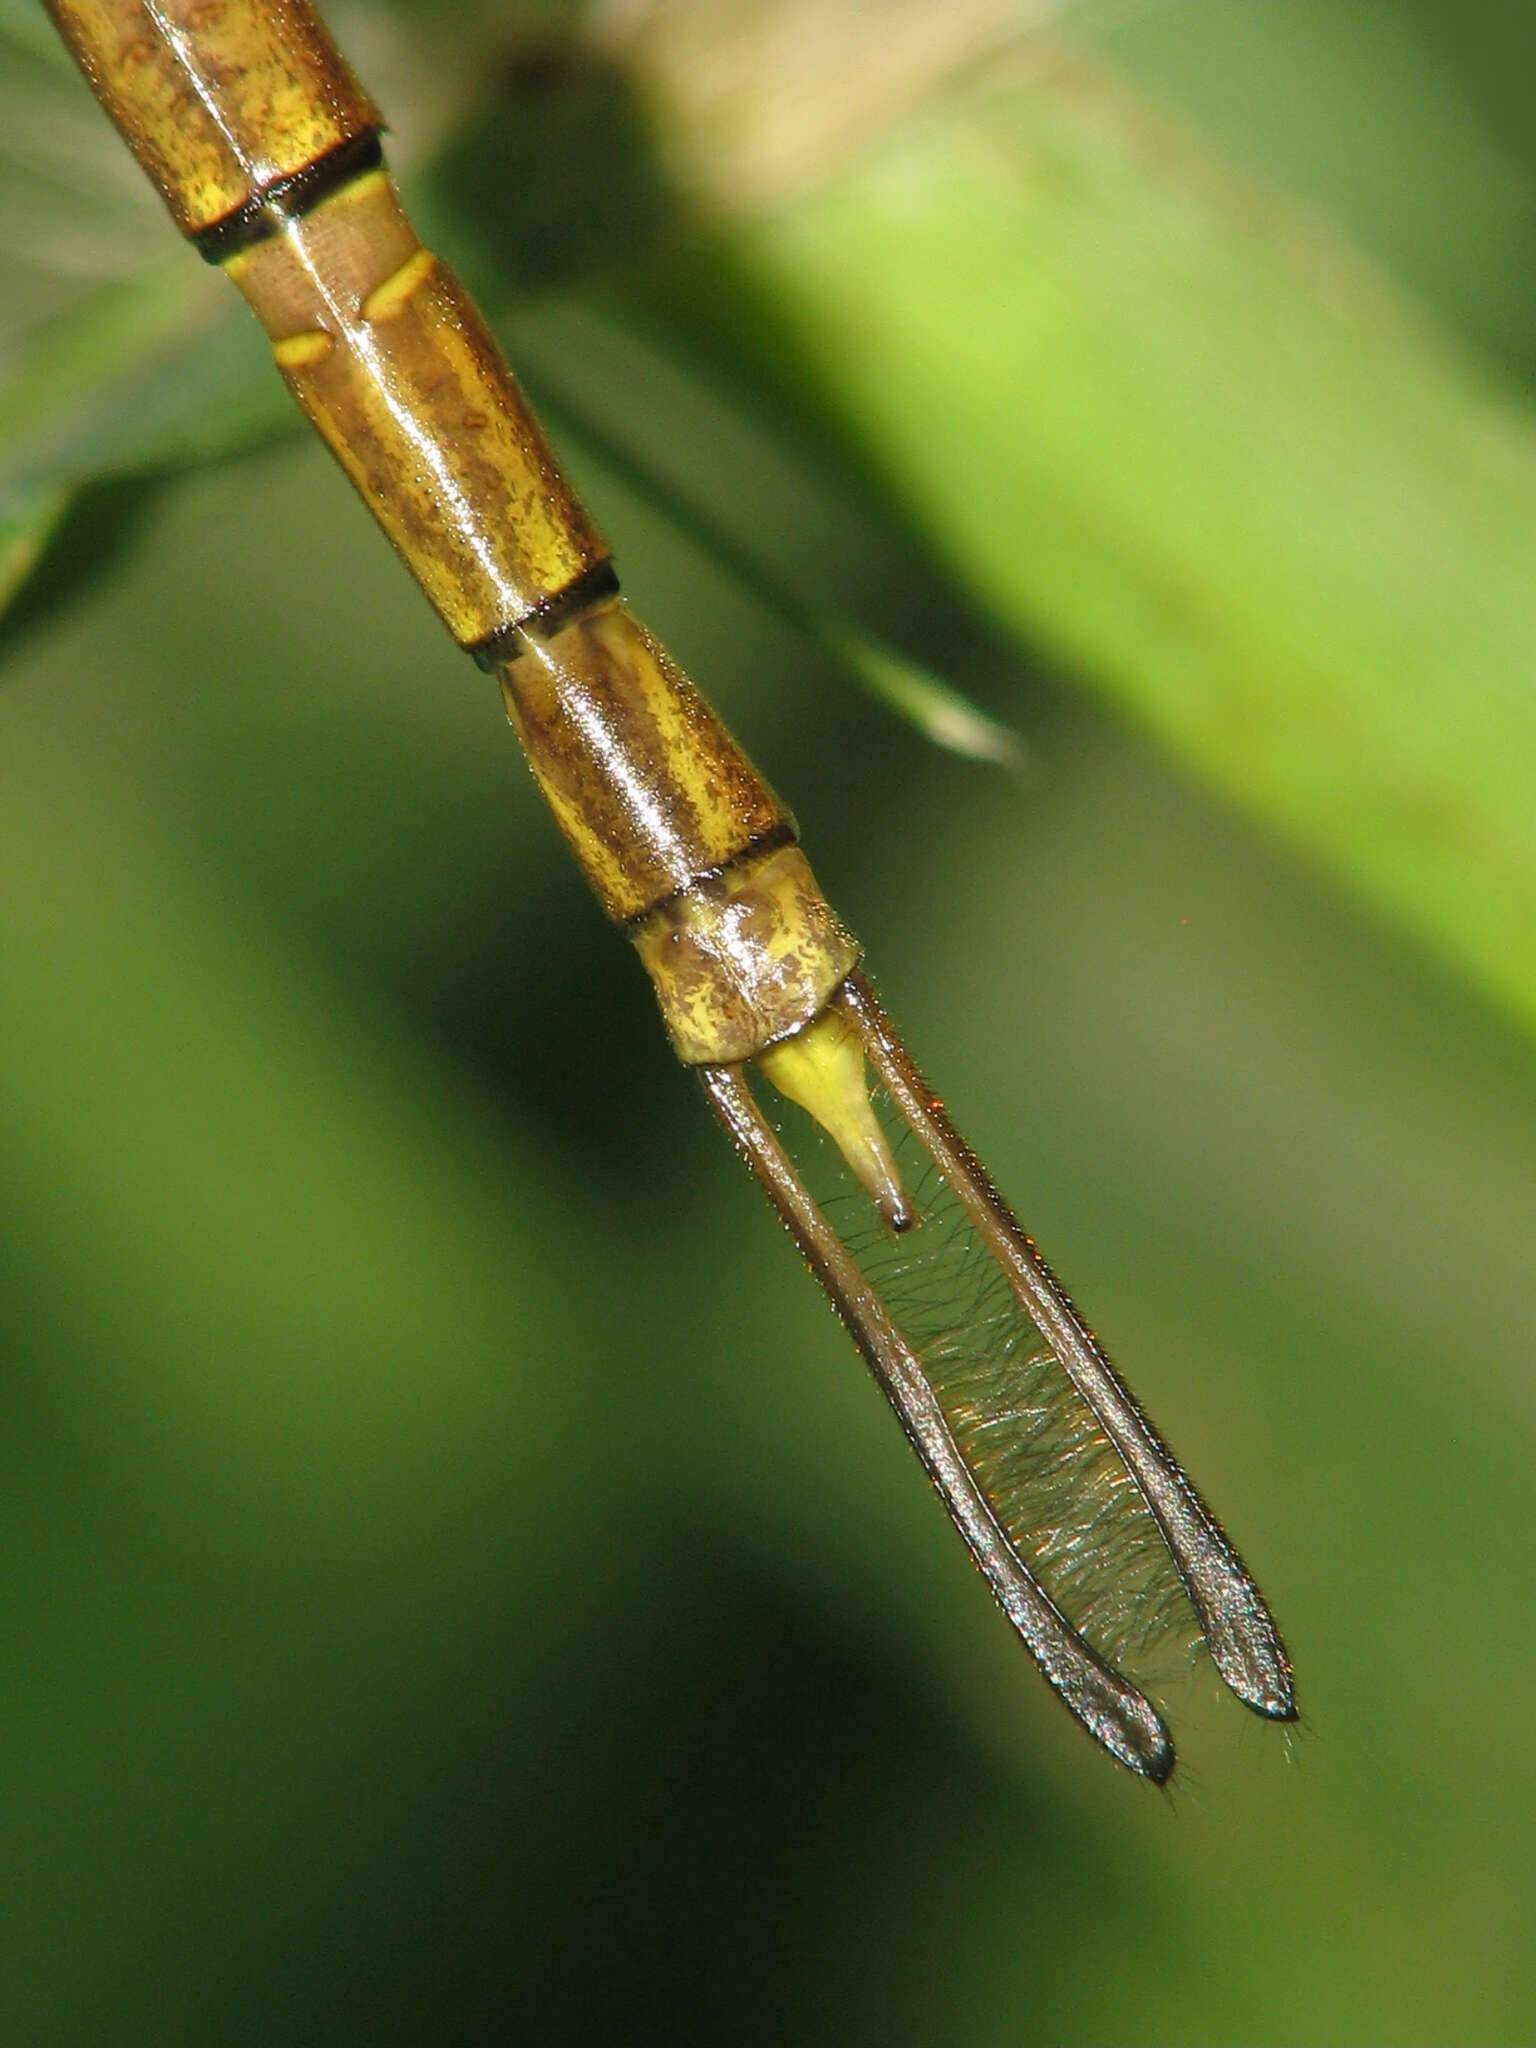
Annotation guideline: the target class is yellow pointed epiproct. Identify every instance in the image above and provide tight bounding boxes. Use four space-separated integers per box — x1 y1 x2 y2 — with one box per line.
755 1008 913 1231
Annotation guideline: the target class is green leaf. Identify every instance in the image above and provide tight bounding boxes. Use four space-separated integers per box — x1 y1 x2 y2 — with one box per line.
619 10 1536 1040
10 0 1536 1037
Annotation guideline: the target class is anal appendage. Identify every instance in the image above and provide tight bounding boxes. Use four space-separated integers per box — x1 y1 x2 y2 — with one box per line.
755 1003 914 1232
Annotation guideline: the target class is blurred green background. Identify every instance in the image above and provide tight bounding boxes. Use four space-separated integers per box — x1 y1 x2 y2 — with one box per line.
2 1 1535 2040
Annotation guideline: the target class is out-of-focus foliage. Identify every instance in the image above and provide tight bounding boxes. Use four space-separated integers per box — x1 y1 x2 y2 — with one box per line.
1 3 1533 2041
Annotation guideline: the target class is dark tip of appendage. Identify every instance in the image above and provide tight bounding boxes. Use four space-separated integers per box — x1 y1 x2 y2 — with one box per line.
1110 1708 1175 1785
1071 1663 1176 1782
1146 1737 1176 1786
193 130 385 263
1242 1647 1298 1723
1207 1595 1297 1721
1241 1663 1299 1723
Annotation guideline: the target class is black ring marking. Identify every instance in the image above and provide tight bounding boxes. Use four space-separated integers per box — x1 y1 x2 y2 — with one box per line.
193 130 385 265
467 560 622 671
621 819 801 932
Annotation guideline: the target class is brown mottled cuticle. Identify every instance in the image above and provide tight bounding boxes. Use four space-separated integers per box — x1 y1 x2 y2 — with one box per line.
499 603 791 924
228 174 608 644
634 844 860 1065
44 0 378 235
